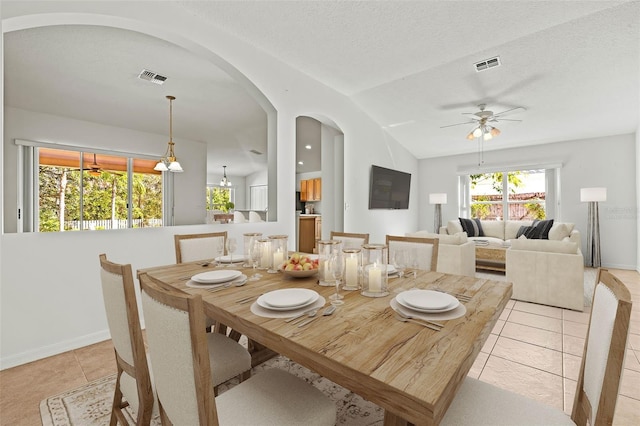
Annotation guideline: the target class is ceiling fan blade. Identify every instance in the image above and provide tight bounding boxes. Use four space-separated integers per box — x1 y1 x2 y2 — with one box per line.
493 106 525 117
461 113 481 120
495 118 523 122
440 121 476 129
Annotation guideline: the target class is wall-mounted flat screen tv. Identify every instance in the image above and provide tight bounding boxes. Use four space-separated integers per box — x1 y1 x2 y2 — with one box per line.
368 165 411 209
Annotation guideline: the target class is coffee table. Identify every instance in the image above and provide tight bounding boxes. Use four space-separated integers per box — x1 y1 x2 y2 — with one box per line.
475 244 507 272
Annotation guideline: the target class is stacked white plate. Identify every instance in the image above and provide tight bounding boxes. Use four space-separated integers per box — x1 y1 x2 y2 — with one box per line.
190 270 242 285
257 288 319 311
395 289 459 313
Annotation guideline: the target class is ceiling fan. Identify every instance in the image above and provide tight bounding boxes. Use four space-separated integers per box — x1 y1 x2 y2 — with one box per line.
87 153 102 176
440 103 525 140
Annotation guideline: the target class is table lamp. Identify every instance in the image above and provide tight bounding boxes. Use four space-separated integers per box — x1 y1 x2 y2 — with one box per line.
429 193 448 233
580 187 606 267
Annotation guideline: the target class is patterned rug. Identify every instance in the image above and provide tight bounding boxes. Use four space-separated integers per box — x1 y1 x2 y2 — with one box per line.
40 355 384 425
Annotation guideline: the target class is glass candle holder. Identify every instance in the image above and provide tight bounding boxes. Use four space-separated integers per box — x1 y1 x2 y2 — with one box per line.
257 238 272 270
317 240 343 286
243 232 262 267
267 235 288 273
361 244 389 297
342 248 361 291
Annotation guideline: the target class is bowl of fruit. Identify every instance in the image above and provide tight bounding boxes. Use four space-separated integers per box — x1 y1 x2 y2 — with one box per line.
280 253 319 278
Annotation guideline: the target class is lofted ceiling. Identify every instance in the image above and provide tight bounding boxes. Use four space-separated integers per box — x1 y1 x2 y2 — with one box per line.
4 1 639 176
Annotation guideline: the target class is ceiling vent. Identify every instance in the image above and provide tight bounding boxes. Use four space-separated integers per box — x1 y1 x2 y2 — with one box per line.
474 56 501 72
138 69 167 85
249 149 263 155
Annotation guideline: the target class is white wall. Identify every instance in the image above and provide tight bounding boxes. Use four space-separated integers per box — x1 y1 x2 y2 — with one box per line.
419 133 637 270
0 2 418 368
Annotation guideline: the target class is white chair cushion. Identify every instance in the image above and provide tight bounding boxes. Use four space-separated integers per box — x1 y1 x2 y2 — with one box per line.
249 211 263 222
388 240 435 271
206 332 252 385
441 377 573 425
216 368 336 426
333 236 366 249
179 236 224 263
100 269 134 365
234 211 247 223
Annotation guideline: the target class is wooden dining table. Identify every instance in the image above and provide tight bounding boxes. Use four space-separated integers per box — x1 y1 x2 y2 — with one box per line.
138 262 512 425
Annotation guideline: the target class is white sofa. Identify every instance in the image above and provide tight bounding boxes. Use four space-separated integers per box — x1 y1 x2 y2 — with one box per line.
440 219 585 311
406 231 476 277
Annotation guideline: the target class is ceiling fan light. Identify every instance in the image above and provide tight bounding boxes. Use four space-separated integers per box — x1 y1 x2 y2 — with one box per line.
472 127 482 138
483 132 493 141
154 161 168 172
466 132 475 140
490 127 501 137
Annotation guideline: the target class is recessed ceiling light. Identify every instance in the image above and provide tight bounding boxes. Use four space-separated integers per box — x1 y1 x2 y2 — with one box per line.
298 161 304 165
305 145 312 150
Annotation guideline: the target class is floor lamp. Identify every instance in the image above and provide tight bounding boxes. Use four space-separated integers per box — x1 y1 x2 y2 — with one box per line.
429 193 447 233
580 187 606 268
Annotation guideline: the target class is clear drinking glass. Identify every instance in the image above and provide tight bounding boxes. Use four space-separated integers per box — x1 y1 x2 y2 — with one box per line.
329 254 344 305
226 237 237 266
248 237 262 280
392 250 408 278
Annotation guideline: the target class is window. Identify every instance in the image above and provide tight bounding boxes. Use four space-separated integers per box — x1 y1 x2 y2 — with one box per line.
206 186 235 212
32 146 162 232
463 169 548 221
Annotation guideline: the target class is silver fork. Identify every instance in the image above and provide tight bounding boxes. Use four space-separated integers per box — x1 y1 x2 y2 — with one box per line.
394 315 441 331
296 310 320 327
395 310 444 328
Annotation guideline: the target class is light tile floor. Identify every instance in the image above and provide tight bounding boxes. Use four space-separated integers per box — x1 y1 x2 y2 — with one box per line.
1 269 639 425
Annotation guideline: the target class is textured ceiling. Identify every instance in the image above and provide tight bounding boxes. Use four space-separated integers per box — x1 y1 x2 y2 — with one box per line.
4 1 639 176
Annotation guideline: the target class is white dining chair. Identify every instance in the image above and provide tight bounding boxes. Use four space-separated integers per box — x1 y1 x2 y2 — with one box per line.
174 232 227 263
233 211 247 223
385 235 439 271
330 231 369 250
441 268 632 425
99 254 156 425
139 272 336 426
248 211 263 222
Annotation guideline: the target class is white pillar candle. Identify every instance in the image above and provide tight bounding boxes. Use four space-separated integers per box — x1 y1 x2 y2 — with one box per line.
323 260 331 280
273 250 284 270
369 264 382 292
345 257 358 287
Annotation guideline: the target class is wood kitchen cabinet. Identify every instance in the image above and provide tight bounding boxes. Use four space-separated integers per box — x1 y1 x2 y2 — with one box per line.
299 216 321 253
299 178 321 202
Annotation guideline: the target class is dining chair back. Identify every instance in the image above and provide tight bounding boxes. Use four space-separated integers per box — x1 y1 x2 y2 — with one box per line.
248 211 263 222
139 272 336 426
99 254 154 425
441 268 632 425
174 232 227 264
385 235 439 271
233 211 247 223
330 231 369 250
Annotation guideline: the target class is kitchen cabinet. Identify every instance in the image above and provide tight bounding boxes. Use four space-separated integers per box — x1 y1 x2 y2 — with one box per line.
299 178 321 202
299 216 321 253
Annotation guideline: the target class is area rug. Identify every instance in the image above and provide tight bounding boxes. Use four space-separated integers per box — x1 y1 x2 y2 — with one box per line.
40 355 384 425
476 267 598 307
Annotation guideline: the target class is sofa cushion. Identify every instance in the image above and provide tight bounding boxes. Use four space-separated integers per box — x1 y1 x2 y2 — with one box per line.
505 220 534 240
548 223 570 241
406 231 467 245
520 219 554 239
479 220 504 239
516 225 532 239
447 220 464 235
510 238 578 254
459 218 484 237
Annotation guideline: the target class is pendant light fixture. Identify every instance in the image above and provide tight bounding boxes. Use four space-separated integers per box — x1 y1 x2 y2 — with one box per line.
154 95 183 172
220 165 232 187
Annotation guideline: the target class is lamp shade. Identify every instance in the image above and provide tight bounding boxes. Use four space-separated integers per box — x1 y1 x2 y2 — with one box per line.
429 193 447 205
580 187 607 202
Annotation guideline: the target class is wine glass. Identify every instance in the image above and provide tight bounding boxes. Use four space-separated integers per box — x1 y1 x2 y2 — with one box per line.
214 239 225 267
392 249 408 278
248 237 262 280
329 254 344 306
226 237 237 266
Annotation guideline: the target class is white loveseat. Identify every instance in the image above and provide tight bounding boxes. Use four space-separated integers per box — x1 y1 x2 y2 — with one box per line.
406 231 475 277
440 219 585 311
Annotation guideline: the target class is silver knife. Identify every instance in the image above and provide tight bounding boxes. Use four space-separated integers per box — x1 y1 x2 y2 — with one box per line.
297 316 319 328
285 308 317 323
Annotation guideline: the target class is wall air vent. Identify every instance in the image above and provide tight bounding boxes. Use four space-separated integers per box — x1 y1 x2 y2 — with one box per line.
249 149 263 155
138 69 167 85
474 56 501 72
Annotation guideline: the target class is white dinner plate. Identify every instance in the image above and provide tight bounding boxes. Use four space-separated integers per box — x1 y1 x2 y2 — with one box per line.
257 289 319 311
396 290 459 313
215 255 247 263
191 270 242 284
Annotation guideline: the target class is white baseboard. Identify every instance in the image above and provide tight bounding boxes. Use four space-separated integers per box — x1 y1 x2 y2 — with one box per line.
602 262 636 270
0 330 111 370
